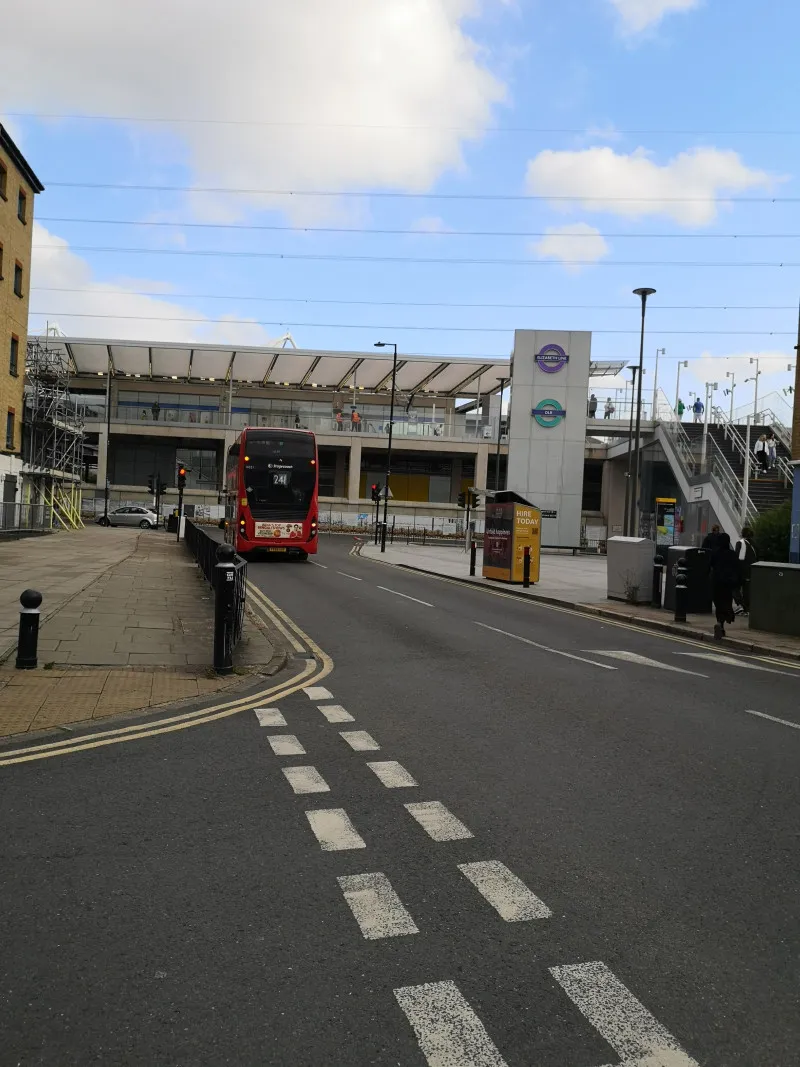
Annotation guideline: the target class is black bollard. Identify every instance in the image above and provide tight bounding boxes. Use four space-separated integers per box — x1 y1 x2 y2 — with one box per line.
652 554 664 608
16 589 43 670
469 540 477 577
213 543 237 675
523 546 531 588
674 557 688 623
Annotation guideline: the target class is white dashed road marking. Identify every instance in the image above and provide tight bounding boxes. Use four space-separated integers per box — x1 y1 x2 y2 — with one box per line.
586 650 707 676
255 708 287 727
282 766 330 794
377 586 434 608
337 873 419 939
745 708 800 731
336 571 363 581
308 560 328 569
367 760 419 788
318 704 355 723
340 730 380 751
458 860 552 921
551 961 700 1067
394 981 508 1066
405 801 474 842
267 734 306 756
305 808 367 851
474 622 617 670
304 686 334 700
676 652 796 676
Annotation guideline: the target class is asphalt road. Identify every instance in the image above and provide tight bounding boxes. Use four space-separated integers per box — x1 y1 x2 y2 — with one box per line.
2 532 799 1066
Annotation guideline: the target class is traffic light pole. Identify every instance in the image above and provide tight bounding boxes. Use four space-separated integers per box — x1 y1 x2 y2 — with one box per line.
176 487 184 543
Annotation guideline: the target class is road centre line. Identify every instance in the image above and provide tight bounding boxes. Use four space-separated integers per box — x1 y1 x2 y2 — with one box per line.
367 760 419 788
458 860 552 921
586 650 707 676
255 708 288 727
474 622 617 670
340 730 380 751
394 981 507 1066
306 808 367 851
337 873 419 939
318 704 355 723
550 961 700 1066
267 734 305 755
336 571 363 581
304 685 334 700
405 801 474 841
377 585 434 607
283 766 331 794
308 560 328 569
745 709 800 731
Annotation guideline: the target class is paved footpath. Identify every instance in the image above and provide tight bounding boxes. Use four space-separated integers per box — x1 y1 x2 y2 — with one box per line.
0 528 274 738
361 540 800 660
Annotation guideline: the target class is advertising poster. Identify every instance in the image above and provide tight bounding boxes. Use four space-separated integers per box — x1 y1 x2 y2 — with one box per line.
511 505 541 583
482 503 514 580
655 498 677 547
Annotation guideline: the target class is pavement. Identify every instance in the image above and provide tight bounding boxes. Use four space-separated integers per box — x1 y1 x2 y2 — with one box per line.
0 528 275 738
361 540 800 660
1 532 798 1065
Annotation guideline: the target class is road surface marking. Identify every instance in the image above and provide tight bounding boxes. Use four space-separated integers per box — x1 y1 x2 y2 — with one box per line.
305 808 367 851
405 801 474 841
585 651 707 676
308 560 328 569
745 709 800 731
248 581 306 653
337 571 363 581
377 585 434 607
367 760 419 788
318 704 355 723
474 622 617 670
304 685 334 700
337 873 419 939
282 766 330 794
267 734 305 756
394 981 508 1066
458 860 552 921
255 708 287 727
551 961 700 1067
340 730 380 751
676 652 795 676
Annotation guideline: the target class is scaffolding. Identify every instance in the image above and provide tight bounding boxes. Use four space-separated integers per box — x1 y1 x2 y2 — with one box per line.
23 338 86 530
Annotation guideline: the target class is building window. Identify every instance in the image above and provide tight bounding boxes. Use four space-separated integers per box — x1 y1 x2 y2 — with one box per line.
0 160 7 200
9 335 19 377
17 188 27 223
5 410 15 451
13 262 23 298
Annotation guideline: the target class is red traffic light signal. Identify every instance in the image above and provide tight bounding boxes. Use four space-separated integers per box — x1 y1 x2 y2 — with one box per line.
177 466 187 491
371 483 380 503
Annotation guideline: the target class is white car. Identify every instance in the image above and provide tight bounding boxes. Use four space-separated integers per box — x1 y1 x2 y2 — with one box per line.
96 506 159 530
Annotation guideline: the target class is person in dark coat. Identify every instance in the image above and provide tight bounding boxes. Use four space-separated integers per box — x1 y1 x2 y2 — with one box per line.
710 532 740 638
701 524 721 551
734 526 757 615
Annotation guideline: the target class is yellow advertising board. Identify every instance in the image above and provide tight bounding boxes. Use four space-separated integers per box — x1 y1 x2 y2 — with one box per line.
511 505 541 583
483 496 541 584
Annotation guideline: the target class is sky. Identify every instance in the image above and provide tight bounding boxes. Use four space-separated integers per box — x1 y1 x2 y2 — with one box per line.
2 0 799 420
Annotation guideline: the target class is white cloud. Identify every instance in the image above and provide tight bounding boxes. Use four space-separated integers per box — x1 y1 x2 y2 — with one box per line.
608 0 701 34
531 223 610 271
30 223 274 345
1 1 506 222
410 216 454 233
525 145 775 225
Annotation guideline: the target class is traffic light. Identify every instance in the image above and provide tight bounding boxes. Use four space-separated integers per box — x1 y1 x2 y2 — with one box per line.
177 466 187 491
147 474 155 493
469 491 480 509
371 483 381 503
457 492 466 509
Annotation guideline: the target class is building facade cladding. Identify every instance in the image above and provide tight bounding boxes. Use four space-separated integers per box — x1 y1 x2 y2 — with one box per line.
0 126 43 480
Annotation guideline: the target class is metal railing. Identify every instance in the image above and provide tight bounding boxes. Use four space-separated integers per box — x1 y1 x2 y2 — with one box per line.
0 502 54 536
712 406 793 489
184 520 247 673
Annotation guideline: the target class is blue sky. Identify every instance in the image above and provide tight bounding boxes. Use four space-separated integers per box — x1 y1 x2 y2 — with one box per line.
2 0 799 419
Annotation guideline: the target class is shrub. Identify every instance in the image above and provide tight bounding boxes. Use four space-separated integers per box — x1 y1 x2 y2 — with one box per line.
752 501 791 563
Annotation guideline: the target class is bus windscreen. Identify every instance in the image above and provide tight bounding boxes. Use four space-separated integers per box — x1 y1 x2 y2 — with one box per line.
243 434 316 515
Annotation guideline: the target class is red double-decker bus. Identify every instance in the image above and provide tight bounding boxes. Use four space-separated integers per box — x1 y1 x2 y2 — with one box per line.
225 427 319 559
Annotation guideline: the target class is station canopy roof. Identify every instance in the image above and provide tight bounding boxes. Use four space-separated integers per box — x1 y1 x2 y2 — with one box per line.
39 337 514 398
36 337 626 396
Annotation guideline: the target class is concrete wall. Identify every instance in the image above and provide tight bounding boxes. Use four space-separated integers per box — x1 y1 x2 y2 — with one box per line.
507 330 592 546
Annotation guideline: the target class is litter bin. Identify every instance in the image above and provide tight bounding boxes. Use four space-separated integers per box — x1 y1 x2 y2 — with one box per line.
663 546 712 613
166 512 179 533
749 563 800 637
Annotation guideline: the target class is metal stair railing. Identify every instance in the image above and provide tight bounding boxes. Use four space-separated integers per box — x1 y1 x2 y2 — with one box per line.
712 405 793 489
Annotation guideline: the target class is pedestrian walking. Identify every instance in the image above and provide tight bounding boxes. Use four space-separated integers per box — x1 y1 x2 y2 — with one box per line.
335 410 344 432
754 434 769 477
766 431 777 470
701 523 721 551
151 400 161 421
692 398 704 423
588 394 598 418
603 398 615 419
350 408 361 432
677 398 685 419
710 532 740 639
734 526 757 616
294 413 301 429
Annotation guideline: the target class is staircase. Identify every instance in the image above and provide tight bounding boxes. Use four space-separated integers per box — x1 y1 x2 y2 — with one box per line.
684 422 793 516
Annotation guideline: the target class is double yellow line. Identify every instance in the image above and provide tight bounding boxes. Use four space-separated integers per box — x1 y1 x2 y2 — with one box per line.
0 583 333 767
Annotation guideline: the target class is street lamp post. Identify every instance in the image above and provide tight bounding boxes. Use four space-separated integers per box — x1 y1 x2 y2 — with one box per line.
675 360 688 417
629 287 656 539
103 354 112 524
652 347 665 419
623 365 639 537
374 342 398 552
726 371 736 424
748 357 761 424
494 376 510 493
